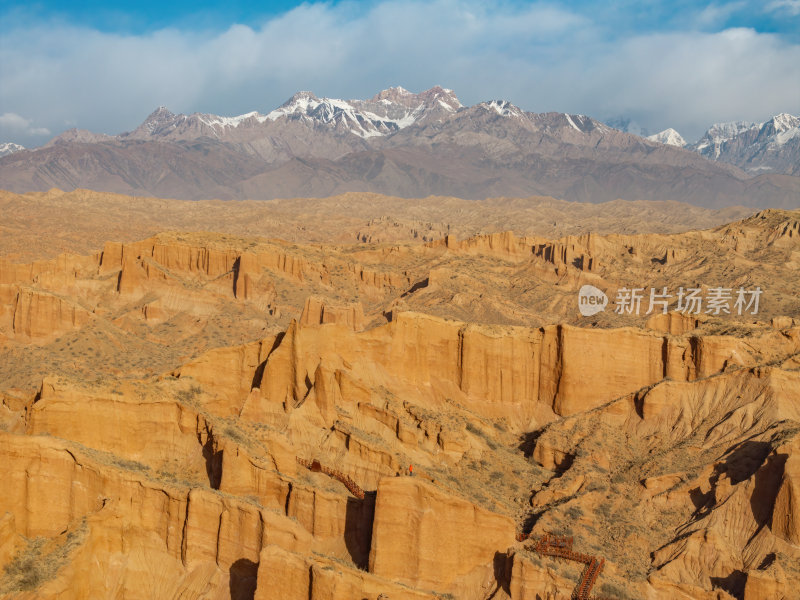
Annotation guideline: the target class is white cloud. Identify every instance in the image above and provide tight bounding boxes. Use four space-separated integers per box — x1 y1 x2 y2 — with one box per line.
695 2 746 27
0 0 798 146
0 112 51 141
0 113 30 129
768 0 800 16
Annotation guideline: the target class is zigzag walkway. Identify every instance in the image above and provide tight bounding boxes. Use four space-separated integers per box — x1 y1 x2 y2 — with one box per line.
296 457 366 499
516 532 612 600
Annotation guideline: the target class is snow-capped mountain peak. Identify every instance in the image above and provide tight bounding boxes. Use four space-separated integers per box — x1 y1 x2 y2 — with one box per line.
765 113 800 134
687 112 800 173
647 128 687 147
140 106 180 134
421 86 462 111
767 113 800 149
696 120 757 146
259 86 464 137
0 142 25 157
197 111 266 129
109 87 469 144
267 92 355 123
371 86 413 103
480 99 523 118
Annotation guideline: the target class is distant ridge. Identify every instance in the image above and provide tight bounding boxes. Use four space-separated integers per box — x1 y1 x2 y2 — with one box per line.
643 113 800 176
0 87 798 208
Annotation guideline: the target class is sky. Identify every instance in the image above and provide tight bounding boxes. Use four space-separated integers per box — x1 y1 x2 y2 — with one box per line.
1 0 799 147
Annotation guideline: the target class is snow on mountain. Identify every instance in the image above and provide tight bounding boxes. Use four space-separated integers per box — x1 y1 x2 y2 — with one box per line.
686 113 800 174
4 87 799 208
647 128 687 147
262 85 463 137
139 106 182 134
692 120 758 156
631 113 799 174
266 91 354 122
0 142 25 157
767 113 800 134
562 114 603 134
115 87 466 143
264 91 410 138
480 100 525 118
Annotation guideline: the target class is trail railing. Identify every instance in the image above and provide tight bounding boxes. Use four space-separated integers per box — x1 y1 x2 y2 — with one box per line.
296 457 365 499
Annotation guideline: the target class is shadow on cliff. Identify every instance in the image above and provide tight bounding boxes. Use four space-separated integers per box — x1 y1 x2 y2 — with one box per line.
719 440 786 528
229 558 258 600
517 429 544 459
250 332 285 390
345 491 376 569
485 551 512 599
710 569 746 600
202 435 222 489
687 440 787 527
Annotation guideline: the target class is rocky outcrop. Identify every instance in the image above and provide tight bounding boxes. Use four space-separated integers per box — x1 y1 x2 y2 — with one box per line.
433 230 597 272
0 286 91 339
27 378 214 473
0 253 98 288
172 335 280 415
369 476 515 592
238 312 777 427
646 311 701 335
349 263 411 294
526 366 800 600
772 452 800 545
507 551 576 600
0 432 311 558
2 217 800 598
255 545 437 600
299 297 365 331
100 237 317 298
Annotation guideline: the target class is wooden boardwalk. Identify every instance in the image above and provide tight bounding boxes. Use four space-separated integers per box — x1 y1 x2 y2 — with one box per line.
516 532 612 600
296 457 366 499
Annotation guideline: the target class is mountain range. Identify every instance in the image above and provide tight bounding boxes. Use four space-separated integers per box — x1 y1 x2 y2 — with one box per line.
646 113 800 176
0 86 798 208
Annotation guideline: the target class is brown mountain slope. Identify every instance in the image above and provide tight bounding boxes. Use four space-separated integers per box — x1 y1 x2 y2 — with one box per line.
1 87 798 207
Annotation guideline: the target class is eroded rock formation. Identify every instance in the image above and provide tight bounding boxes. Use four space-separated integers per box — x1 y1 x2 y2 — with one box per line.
0 210 799 598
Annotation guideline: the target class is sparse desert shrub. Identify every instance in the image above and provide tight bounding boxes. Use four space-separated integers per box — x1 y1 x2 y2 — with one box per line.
2 538 47 591
493 420 508 432
473 491 489 504
223 425 248 445
176 385 203 402
489 470 504 481
583 478 607 493
110 456 148 472
465 422 500 450
1 522 86 593
565 504 583 519
597 502 613 518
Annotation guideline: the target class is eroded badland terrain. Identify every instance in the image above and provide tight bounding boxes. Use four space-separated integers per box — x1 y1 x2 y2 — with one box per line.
0 189 799 600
